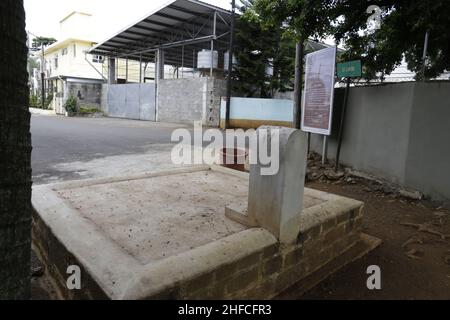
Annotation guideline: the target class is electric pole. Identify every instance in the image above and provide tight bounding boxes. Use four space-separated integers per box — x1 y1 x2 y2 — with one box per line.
293 39 304 129
41 44 45 109
225 0 236 129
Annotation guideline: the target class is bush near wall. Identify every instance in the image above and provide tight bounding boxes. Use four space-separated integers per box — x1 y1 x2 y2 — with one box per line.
64 95 78 114
29 94 39 108
29 93 54 110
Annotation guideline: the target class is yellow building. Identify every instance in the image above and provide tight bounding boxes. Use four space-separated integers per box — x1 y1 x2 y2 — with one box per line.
42 11 180 114
43 12 107 114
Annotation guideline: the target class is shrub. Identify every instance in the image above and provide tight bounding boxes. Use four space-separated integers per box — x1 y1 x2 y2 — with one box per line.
44 93 53 109
64 95 78 113
29 94 39 108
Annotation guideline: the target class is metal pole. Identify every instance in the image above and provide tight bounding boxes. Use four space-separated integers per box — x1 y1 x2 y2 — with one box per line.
114 58 120 83
193 49 196 76
225 0 235 129
181 45 184 78
139 54 142 83
422 30 430 80
335 77 351 172
322 136 328 165
210 40 214 77
41 45 45 109
125 58 128 83
154 53 158 83
293 39 304 129
211 11 217 78
307 132 311 155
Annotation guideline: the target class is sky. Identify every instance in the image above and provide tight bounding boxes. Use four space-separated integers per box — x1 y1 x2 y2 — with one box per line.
24 0 231 42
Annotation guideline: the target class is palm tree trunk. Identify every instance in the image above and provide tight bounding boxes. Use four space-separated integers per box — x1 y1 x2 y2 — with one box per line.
0 0 32 299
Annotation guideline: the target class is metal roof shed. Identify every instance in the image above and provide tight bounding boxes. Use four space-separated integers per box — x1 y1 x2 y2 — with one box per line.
90 0 232 82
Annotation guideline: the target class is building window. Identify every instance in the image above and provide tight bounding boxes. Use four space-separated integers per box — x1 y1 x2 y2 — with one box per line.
54 56 58 69
92 55 104 63
62 48 68 55
73 44 77 57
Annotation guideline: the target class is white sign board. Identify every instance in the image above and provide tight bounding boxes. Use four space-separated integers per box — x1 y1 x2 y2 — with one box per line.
301 47 336 135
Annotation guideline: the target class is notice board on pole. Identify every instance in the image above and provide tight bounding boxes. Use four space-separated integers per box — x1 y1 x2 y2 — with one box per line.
301 47 337 136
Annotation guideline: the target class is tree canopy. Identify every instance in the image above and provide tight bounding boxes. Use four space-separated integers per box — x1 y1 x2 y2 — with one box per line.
31 36 56 51
233 0 296 98
331 0 450 80
235 0 450 82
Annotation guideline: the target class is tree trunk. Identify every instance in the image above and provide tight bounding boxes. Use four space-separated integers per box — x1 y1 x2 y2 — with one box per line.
0 0 32 299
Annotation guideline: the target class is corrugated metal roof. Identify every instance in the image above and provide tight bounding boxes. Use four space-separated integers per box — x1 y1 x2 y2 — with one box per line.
89 0 232 67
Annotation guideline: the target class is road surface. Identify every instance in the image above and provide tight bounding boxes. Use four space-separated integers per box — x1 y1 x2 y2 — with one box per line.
31 114 189 185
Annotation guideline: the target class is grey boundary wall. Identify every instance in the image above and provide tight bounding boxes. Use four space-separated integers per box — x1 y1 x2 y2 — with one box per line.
54 81 103 115
157 78 226 127
309 81 450 204
101 78 225 127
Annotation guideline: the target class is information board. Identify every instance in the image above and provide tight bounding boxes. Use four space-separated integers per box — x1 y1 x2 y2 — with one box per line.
301 47 336 135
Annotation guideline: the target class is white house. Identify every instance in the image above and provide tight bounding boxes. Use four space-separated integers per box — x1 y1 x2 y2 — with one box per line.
43 12 106 114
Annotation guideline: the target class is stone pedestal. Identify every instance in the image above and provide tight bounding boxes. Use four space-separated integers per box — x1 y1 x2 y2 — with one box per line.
226 126 308 244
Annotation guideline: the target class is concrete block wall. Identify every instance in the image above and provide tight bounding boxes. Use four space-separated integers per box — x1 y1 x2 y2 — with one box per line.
208 78 227 127
66 82 103 108
404 82 450 202
309 81 450 204
100 84 109 115
151 205 364 300
54 81 104 115
157 78 226 127
310 83 414 185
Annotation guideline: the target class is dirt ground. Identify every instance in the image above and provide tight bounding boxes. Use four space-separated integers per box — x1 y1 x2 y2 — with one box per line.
297 174 450 299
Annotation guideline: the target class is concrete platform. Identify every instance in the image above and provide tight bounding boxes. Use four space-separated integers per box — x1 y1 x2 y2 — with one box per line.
32 166 379 299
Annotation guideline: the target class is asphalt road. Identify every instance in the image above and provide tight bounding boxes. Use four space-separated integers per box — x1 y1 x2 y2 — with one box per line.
31 114 188 184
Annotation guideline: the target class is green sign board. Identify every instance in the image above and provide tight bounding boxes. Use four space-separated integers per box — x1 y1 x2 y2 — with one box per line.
337 60 362 78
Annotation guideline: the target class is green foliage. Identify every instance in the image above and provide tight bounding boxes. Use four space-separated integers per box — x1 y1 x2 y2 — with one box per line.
31 36 57 51
233 1 296 97
254 0 335 40
253 0 450 80
331 0 450 80
64 95 78 113
29 93 52 109
79 106 102 114
44 93 53 109
29 94 39 108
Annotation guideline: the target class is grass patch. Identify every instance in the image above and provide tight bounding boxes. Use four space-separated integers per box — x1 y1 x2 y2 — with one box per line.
79 106 103 114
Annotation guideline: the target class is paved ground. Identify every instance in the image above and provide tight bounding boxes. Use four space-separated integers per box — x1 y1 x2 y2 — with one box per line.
31 114 189 185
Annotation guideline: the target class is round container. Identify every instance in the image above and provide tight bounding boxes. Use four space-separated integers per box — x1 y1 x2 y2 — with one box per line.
224 51 238 71
219 148 247 172
197 50 219 69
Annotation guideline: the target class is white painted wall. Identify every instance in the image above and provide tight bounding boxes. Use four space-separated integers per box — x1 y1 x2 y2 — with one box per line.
60 12 97 42
45 40 104 80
